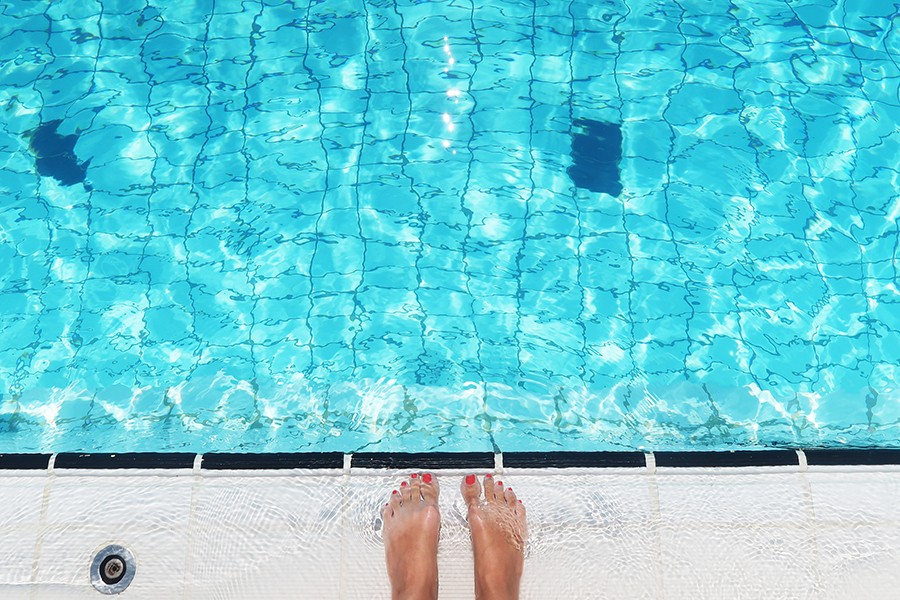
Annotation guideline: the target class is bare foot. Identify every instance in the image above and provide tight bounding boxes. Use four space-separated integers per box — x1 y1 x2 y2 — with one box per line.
382 473 441 600
461 473 527 600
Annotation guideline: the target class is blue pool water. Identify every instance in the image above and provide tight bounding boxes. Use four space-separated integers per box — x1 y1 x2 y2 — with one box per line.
1 0 898 453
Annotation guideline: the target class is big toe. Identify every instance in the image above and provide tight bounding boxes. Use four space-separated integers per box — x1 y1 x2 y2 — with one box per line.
461 473 482 508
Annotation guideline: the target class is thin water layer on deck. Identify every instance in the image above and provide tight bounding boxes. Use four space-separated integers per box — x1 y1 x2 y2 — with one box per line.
1 466 899 598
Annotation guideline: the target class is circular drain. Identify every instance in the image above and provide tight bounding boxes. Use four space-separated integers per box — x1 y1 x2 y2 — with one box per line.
100 555 125 584
90 545 135 595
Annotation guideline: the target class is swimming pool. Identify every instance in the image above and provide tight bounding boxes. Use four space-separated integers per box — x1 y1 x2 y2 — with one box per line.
0 0 897 454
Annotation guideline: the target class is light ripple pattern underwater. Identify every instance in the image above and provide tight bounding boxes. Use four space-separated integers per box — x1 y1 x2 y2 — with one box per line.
0 0 898 452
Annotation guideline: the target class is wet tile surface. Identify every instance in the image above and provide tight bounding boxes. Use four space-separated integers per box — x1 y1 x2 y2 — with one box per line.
0 467 894 598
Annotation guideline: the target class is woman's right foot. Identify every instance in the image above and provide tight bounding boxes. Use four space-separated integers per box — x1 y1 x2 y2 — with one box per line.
461 474 527 600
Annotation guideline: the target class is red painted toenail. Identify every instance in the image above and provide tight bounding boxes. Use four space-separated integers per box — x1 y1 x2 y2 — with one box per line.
422 473 432 484
485 473 493 478
400 481 407 487
411 473 418 478
518 499 523 504
465 474 476 485
497 481 503 486
392 490 398 495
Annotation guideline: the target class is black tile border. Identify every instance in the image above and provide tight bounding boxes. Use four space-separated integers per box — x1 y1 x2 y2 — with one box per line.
1 449 899 471
352 452 494 470
0 453 51 470
202 452 344 470
504 451 646 468
804 448 900 466
54 453 196 469
654 450 799 468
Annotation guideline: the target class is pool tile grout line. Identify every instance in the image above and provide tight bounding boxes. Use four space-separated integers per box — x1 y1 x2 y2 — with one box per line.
4 449 900 472
796 449 809 471
30 453 56 598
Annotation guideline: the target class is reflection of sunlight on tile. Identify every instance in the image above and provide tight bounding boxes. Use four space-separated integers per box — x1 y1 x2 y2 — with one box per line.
122 136 154 160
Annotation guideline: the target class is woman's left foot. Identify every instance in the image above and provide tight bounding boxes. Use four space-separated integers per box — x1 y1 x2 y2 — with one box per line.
382 473 441 600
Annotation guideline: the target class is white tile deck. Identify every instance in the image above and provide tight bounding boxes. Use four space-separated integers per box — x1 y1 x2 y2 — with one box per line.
0 465 896 599
0 474 45 592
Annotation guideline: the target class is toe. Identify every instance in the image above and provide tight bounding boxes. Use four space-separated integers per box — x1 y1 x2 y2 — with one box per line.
420 473 439 506
381 502 393 520
490 478 507 504
482 474 497 503
409 476 423 503
461 473 481 508
503 485 517 507
400 479 413 504
389 489 402 511
515 498 526 518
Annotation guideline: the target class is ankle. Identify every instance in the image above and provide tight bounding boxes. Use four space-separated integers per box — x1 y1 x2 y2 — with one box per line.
393 581 438 600
475 570 520 600
391 564 438 600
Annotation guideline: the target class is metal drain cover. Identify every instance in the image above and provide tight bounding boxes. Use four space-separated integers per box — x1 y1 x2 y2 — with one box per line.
90 545 135 594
